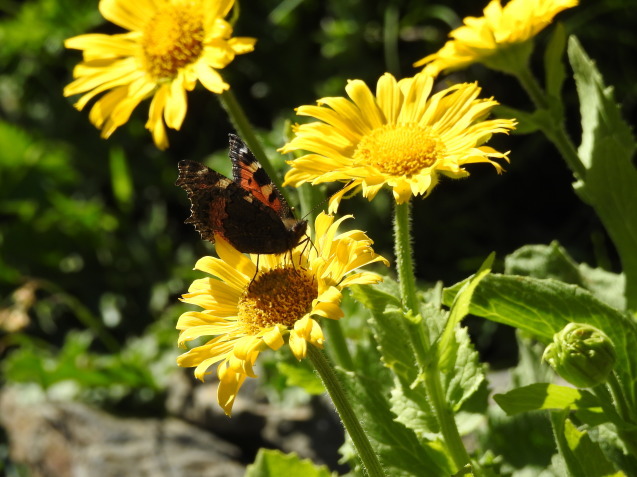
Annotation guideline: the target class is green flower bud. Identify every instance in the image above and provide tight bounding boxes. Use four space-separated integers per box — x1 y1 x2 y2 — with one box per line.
543 323 616 388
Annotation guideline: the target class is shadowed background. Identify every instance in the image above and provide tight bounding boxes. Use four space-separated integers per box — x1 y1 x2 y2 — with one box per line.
1 0 635 473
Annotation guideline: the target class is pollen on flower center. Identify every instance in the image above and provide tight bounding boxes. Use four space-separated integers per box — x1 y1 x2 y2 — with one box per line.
353 124 446 176
237 267 318 334
142 4 205 79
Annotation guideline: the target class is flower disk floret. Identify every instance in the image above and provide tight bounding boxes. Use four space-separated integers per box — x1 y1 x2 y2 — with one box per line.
64 0 255 149
176 213 388 415
281 71 516 210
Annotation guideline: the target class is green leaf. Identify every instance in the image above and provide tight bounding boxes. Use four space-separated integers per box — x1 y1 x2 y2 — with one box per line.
277 362 324 395
493 105 541 135
335 367 453 477
109 147 134 212
443 326 487 413
544 23 567 107
551 413 625 477
577 264 626 312
504 242 626 310
443 274 637 412
512 333 554 387
430 256 492 413
451 464 474 476
568 36 637 310
244 449 334 477
390 366 439 440
494 383 601 415
437 254 493 372
485 404 555 470
352 281 440 437
504 242 582 284
594 425 637 475
350 280 453 475
351 280 419 384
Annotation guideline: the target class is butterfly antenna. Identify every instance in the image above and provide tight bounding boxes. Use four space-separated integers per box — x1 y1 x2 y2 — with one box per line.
299 236 314 266
298 180 359 221
293 180 358 256
250 254 261 285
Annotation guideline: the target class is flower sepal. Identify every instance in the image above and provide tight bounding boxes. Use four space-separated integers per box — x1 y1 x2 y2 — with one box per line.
482 40 534 75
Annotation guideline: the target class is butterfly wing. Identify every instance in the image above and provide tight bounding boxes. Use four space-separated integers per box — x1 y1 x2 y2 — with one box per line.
176 160 230 244
228 134 296 221
176 159 306 254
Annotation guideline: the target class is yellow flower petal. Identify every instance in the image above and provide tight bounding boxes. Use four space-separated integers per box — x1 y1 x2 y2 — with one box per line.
65 33 138 59
262 326 285 350
176 212 387 415
176 311 233 329
194 254 250 293
339 271 384 288
345 80 385 130
194 62 229 94
176 339 233 366
164 74 188 129
283 72 516 208
146 83 169 149
64 0 254 149
99 0 156 32
376 73 402 124
217 360 247 416
288 331 308 360
228 37 257 54
414 0 578 75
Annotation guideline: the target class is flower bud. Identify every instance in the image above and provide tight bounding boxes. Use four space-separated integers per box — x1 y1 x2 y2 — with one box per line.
543 323 616 388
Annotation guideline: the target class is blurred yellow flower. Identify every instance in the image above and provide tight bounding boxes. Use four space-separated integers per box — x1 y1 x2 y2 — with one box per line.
176 213 387 415
64 0 255 150
414 0 578 76
281 72 516 209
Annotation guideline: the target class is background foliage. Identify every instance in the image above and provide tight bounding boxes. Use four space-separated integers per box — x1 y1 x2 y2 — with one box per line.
1 0 636 473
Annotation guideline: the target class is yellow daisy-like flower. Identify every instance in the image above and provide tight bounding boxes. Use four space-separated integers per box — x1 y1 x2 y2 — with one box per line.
176 212 388 416
414 0 578 76
64 0 255 150
281 71 516 209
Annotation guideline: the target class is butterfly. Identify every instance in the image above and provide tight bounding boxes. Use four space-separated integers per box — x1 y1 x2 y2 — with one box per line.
176 134 308 254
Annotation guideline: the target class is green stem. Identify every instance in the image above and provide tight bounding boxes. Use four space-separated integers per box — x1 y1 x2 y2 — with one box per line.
544 125 585 181
307 346 385 477
383 5 401 77
393 202 420 315
218 89 288 195
596 374 637 457
425 371 471 468
392 202 470 471
393 202 430 364
513 66 586 180
296 180 323 228
514 66 549 110
610 378 637 457
592 381 624 425
608 372 633 423
322 318 355 371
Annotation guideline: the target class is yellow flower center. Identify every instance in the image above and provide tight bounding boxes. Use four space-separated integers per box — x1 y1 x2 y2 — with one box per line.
142 3 205 79
237 267 318 335
353 124 446 176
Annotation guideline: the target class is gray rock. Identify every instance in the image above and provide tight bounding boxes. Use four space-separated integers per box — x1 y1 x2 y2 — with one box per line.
0 387 245 477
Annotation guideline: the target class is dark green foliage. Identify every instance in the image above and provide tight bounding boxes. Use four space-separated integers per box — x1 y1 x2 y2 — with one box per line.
2 1 637 475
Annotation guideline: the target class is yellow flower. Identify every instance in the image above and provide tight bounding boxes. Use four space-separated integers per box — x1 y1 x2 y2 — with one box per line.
414 0 578 76
64 0 255 150
176 213 388 416
281 72 516 209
